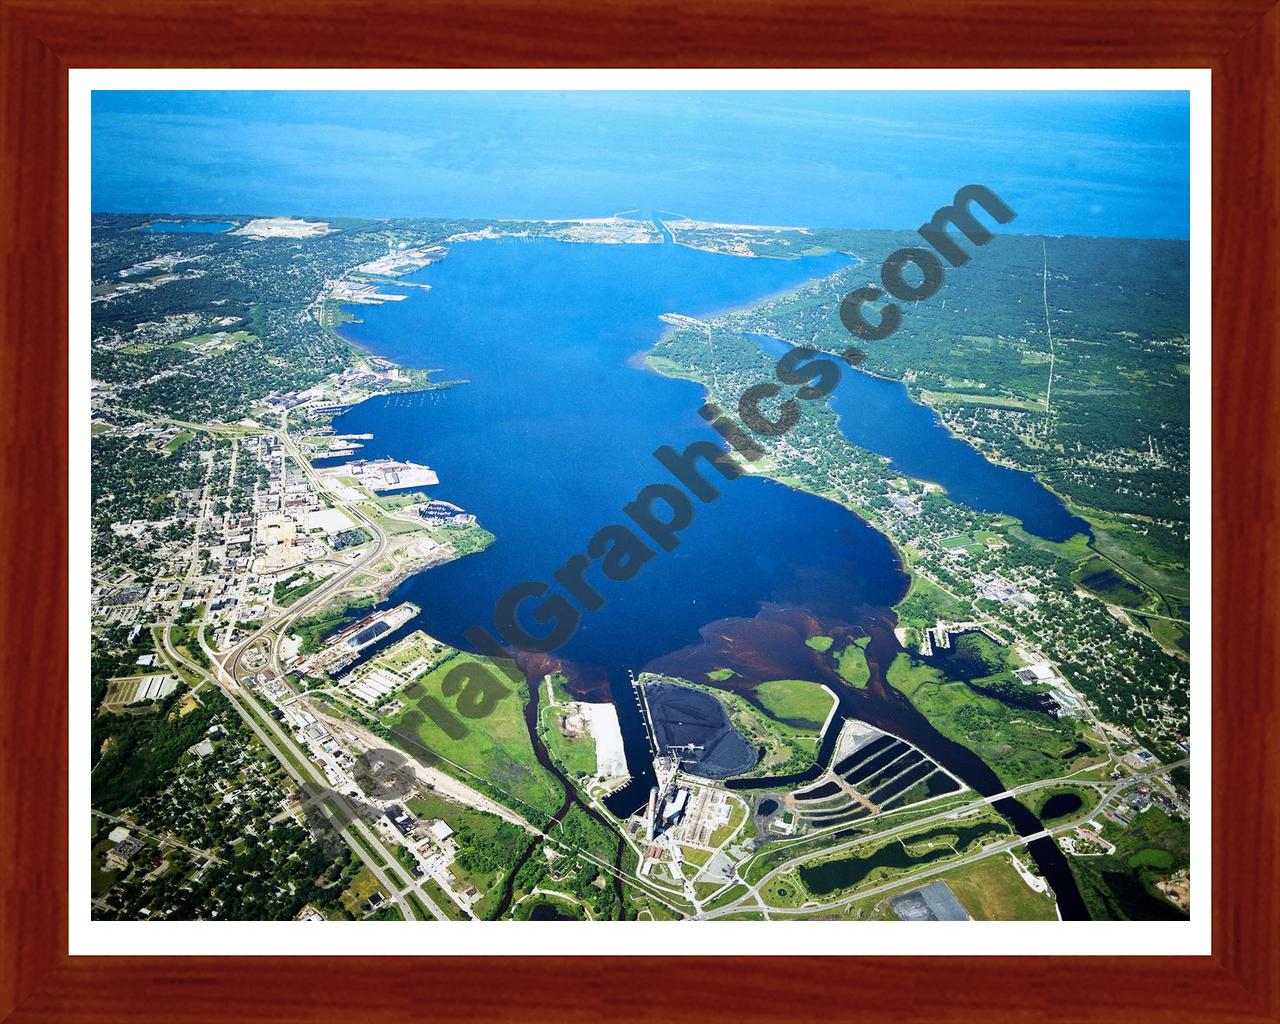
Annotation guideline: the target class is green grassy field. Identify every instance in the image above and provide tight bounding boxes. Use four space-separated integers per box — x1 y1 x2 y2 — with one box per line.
1077 506 1189 610
1072 555 1149 608
388 652 563 817
536 675 597 780
681 845 714 867
894 575 970 633
644 352 696 377
373 490 431 510
835 638 871 688
339 865 386 917
753 679 835 727
939 530 1008 553
1143 615 1191 657
171 329 255 351
164 430 195 452
804 635 834 652
539 705 597 780
372 629 450 675
1005 524 1094 563
273 570 324 607
429 521 495 557
890 854 1057 921
887 653 1092 788
360 503 437 537
920 389 1046 412
761 872 808 908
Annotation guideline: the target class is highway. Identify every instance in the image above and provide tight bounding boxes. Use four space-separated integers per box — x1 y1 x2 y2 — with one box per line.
307 706 540 833
153 409 446 921
158 623 436 921
177 408 690 921
149 405 1189 926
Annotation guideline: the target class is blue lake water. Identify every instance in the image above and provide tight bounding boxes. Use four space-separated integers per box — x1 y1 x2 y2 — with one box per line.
748 334 1089 542
328 236 905 805
327 236 1079 831
142 219 235 233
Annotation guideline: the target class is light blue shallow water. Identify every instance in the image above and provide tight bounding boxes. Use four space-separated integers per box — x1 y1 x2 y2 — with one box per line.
142 220 235 233
94 91 1192 240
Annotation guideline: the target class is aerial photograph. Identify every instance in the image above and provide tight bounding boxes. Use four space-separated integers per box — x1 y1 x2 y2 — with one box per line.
88 88 1193 925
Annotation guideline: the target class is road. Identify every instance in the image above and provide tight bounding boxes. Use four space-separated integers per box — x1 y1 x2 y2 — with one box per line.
213 408 392 679
307 707 539 833
159 603 435 921
206 409 532 920
149 406 521 922
151 404 1185 926
124 391 633 921
699 759 1187 919
92 809 224 864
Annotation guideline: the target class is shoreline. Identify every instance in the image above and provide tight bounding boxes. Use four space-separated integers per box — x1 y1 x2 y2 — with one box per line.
321 236 1109 655
324 238 1092 641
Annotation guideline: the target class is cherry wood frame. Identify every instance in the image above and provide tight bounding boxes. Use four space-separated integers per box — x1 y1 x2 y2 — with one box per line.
2 1 1276 1020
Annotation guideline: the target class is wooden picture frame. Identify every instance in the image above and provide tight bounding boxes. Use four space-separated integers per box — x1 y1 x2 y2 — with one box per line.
2 1 1275 1020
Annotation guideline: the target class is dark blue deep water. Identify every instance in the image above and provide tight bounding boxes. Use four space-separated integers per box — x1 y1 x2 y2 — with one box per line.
328 237 1077 830
749 334 1089 542
328 237 906 803
326 237 1098 914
